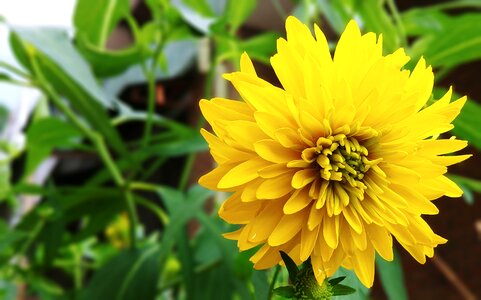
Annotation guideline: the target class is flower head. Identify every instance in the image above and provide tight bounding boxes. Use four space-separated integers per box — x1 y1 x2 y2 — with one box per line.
199 16 470 287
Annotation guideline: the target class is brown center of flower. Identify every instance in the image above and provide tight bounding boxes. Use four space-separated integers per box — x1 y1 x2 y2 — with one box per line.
301 134 376 190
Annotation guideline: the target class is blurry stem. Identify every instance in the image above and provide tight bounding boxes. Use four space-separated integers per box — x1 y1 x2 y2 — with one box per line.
18 218 45 258
177 61 216 191
385 0 407 47
271 0 287 20
130 181 160 192
141 35 165 148
72 245 83 290
134 195 169 225
268 265 281 300
431 256 476 300
124 191 140 247
0 61 30 78
28 51 139 248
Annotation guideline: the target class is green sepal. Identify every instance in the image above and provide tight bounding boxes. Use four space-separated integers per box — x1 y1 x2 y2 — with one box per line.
331 284 356 296
280 251 299 282
328 276 346 286
273 286 296 298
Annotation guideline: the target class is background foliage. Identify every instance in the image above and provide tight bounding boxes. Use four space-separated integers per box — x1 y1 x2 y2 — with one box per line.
0 0 480 299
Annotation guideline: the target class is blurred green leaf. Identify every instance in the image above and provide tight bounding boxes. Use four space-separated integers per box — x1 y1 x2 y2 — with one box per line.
182 0 215 17
404 12 481 68
401 8 450 36
0 163 10 201
25 117 82 176
252 270 269 300
452 99 481 151
433 88 481 151
273 286 295 298
376 251 408 300
0 104 7 133
450 175 481 205
80 245 161 300
74 0 130 48
225 0 256 33
316 0 354 35
332 267 369 300
10 28 128 156
77 42 144 78
241 32 279 64
355 0 401 52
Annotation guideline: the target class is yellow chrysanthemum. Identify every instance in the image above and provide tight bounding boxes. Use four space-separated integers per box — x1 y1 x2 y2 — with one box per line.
198 16 470 287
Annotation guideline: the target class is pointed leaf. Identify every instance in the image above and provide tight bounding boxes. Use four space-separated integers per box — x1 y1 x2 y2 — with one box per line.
331 284 356 296
280 251 299 282
273 286 295 298
329 276 346 286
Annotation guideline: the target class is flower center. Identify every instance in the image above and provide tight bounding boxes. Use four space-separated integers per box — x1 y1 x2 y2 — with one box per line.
301 134 375 189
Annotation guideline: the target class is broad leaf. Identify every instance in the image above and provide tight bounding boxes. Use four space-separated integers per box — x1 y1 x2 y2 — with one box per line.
224 0 256 33
25 117 82 176
10 28 128 156
74 0 130 48
80 245 161 300
376 251 408 300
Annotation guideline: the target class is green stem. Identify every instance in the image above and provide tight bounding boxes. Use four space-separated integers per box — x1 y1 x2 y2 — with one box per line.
72 245 83 289
268 265 282 299
0 61 31 78
124 191 139 248
385 0 407 47
134 195 169 225
130 181 160 192
27 49 139 248
18 219 45 258
141 34 166 148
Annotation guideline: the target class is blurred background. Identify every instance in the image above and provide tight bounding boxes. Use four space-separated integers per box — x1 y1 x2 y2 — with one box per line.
0 0 480 299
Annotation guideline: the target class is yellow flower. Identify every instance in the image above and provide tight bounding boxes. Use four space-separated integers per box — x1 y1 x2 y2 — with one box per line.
198 16 470 288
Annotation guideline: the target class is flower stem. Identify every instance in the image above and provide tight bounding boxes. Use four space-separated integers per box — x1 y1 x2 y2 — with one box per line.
268 265 281 300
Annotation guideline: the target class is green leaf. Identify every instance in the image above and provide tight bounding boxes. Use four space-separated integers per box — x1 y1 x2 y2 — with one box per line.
433 87 481 151
25 117 82 176
328 276 346 286
355 0 401 53
77 41 144 78
80 245 161 300
317 0 354 35
0 163 10 201
252 270 269 300
452 98 481 151
401 8 450 36
182 0 215 17
376 251 408 300
449 175 481 205
406 13 481 68
331 284 356 296
241 32 279 64
0 104 7 133
10 28 128 156
273 286 295 298
225 0 256 33
332 267 369 300
280 251 299 282
73 0 130 48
